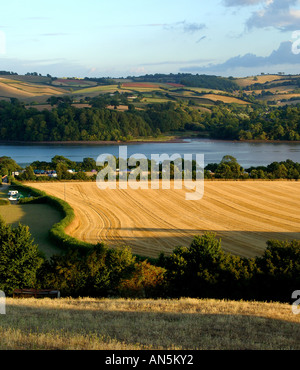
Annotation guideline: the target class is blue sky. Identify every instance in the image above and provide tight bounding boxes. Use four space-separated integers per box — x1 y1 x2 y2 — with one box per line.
0 0 299 77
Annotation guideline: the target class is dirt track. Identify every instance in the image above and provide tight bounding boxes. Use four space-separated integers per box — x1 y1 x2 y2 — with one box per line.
29 181 300 258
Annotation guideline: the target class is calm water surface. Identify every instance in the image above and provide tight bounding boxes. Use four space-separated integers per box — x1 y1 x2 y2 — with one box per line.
1 139 300 168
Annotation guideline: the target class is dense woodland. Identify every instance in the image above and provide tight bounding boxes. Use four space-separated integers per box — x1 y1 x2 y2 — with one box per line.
0 97 300 142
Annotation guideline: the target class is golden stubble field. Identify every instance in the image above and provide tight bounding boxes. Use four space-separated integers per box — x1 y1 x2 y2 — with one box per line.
29 180 300 258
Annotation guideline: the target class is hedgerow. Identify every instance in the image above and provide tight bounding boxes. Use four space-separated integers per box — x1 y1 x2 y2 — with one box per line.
11 180 92 254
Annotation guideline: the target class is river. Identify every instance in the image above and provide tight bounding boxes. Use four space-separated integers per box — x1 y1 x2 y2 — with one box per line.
1 139 300 168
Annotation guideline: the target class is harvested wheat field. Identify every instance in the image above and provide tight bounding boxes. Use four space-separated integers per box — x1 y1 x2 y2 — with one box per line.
29 180 300 258
201 94 249 105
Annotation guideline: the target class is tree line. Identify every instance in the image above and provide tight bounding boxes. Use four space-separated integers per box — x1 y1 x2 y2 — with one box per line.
205 156 300 180
1 154 299 182
0 98 299 142
127 73 239 92
0 218 298 303
6 155 300 182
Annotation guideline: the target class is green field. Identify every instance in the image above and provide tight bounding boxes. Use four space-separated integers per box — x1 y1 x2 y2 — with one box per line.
74 84 120 94
0 203 62 258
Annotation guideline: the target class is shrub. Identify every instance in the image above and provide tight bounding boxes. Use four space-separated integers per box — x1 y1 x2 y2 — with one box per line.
0 199 10 205
38 243 137 297
253 239 300 302
159 233 300 303
159 232 227 298
118 260 166 298
0 218 44 295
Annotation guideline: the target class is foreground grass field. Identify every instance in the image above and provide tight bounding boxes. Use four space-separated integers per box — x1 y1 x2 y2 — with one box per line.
1 297 299 350
29 181 300 258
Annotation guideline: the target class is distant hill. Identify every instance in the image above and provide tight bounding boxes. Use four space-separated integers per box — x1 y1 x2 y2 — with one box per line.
0 72 299 107
0 76 65 102
125 73 240 92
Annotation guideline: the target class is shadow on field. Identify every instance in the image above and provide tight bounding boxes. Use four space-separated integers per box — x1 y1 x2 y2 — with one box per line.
93 228 300 258
0 203 62 258
3 302 300 350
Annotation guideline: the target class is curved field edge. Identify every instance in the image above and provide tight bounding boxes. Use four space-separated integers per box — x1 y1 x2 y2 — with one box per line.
1 297 299 350
11 180 93 254
11 181 153 260
26 180 300 259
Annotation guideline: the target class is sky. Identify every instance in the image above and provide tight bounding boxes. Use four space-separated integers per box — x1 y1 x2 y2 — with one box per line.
0 0 299 78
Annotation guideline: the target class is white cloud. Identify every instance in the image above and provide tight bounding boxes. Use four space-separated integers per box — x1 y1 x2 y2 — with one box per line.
223 0 300 32
180 41 300 75
163 21 206 34
248 1 300 31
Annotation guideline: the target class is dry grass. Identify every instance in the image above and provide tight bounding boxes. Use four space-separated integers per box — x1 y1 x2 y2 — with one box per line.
74 85 122 94
201 94 249 105
28 181 300 259
0 297 299 350
261 93 300 101
187 87 224 94
235 75 285 87
267 86 296 94
0 78 64 98
122 83 159 88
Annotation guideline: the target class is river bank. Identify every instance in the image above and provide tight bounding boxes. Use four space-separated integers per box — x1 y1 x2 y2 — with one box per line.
0 137 300 146
0 137 185 146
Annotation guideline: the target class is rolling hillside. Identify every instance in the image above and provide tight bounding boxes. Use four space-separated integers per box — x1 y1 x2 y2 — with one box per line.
1 297 299 350
0 77 65 101
0 73 299 108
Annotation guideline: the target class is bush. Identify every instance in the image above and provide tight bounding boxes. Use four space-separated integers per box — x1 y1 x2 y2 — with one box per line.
38 243 137 297
252 239 300 302
159 233 228 298
158 233 300 302
118 260 166 298
0 218 44 295
0 199 10 205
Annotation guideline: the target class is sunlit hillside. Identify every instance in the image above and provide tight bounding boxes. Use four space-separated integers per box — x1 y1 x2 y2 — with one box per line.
1 297 299 350
0 73 299 107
